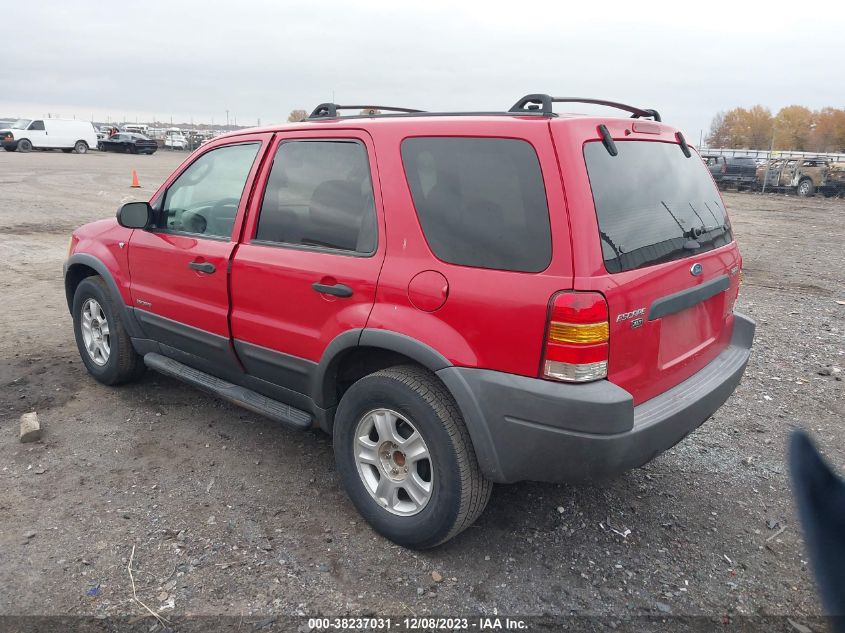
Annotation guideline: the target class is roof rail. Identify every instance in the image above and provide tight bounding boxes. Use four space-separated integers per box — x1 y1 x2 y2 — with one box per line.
308 103 425 119
509 94 662 122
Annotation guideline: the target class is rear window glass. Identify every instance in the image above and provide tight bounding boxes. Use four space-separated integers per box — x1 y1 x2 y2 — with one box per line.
584 141 733 273
401 137 551 272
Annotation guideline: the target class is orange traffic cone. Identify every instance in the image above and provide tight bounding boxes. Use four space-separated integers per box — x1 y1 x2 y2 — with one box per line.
130 170 140 188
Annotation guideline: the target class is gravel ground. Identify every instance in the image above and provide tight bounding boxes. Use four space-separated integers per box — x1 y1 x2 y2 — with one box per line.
0 151 842 628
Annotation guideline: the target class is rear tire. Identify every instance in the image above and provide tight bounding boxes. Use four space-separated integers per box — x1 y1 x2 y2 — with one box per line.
333 365 492 549
17 139 32 152
72 276 144 385
74 141 88 154
797 178 815 197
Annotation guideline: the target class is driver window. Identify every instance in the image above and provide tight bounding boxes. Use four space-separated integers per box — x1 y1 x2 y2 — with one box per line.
29 120 45 131
160 142 260 239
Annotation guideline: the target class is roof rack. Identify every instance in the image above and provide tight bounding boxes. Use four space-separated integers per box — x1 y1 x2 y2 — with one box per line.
508 94 661 122
308 103 425 119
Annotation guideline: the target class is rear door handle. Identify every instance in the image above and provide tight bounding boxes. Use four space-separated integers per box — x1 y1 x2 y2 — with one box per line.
312 282 353 298
189 260 216 274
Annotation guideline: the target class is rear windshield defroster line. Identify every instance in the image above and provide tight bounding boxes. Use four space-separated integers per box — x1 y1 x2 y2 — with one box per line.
584 140 733 273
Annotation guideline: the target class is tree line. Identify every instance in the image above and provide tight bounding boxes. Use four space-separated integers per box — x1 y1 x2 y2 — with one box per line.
707 105 845 152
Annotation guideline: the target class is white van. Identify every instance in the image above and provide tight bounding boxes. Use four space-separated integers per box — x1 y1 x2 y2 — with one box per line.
0 118 99 154
123 124 149 135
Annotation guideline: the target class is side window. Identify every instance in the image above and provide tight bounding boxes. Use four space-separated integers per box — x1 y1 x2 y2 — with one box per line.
28 120 45 131
401 137 552 272
255 140 377 254
160 143 260 239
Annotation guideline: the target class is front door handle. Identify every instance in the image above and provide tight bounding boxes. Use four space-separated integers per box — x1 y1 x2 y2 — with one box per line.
312 282 353 298
189 260 216 274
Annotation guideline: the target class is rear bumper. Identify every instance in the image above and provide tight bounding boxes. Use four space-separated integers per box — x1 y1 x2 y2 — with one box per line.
438 312 755 484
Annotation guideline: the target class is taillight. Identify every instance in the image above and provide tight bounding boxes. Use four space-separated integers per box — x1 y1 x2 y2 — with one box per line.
542 292 609 383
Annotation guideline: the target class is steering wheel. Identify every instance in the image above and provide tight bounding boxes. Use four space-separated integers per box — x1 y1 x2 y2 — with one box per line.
209 197 240 215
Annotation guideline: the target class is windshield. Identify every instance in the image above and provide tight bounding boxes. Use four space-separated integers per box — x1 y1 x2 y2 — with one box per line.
584 140 733 273
11 119 32 129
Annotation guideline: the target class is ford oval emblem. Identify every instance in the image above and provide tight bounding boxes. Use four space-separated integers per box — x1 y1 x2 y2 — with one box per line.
690 263 703 277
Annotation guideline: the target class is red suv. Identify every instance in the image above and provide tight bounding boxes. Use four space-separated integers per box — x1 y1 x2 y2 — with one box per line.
64 95 755 548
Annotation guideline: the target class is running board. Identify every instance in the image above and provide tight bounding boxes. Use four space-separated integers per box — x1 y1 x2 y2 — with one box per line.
143 353 312 430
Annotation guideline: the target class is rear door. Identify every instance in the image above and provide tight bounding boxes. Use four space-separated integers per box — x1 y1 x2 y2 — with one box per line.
555 122 741 405
229 130 385 394
127 134 271 375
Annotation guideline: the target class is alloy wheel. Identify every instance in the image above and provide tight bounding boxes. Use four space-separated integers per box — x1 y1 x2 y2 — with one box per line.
80 298 110 366
354 408 433 516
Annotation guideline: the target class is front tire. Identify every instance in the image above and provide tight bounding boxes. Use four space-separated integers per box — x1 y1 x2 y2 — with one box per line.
72 277 144 385
17 139 32 152
334 365 492 549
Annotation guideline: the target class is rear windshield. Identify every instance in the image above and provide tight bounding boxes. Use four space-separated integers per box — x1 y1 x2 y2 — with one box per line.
584 140 733 273
401 137 551 272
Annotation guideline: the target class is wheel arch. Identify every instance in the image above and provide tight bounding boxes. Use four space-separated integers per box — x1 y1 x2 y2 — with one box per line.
314 329 451 410
64 253 143 338
318 330 504 485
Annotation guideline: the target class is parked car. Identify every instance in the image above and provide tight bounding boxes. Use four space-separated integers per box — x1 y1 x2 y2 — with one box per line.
122 124 150 135
98 132 158 155
164 128 188 150
63 94 754 548
702 155 758 189
1 118 98 153
757 158 835 196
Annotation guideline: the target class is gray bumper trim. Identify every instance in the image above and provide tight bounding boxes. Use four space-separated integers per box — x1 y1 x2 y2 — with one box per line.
438 313 755 484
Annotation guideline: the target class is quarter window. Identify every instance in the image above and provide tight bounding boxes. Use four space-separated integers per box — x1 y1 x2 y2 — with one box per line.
159 143 260 239
255 140 377 254
401 137 552 272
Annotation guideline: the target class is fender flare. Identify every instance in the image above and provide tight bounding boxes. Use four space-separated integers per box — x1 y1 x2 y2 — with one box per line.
63 253 144 338
312 329 451 409
312 328 500 479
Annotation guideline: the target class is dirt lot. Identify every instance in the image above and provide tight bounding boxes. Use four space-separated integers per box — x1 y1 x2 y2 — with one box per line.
0 151 843 628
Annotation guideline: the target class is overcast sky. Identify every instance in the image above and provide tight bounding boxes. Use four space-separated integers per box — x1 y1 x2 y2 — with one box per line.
2 0 843 140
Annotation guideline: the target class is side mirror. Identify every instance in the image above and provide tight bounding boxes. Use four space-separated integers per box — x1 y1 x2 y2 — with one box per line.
116 201 152 229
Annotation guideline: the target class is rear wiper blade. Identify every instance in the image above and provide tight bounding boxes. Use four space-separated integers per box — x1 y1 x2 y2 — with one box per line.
688 225 723 238
660 201 701 250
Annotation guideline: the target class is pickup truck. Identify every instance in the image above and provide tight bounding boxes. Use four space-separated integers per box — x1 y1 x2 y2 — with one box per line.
702 155 758 190
757 158 838 197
